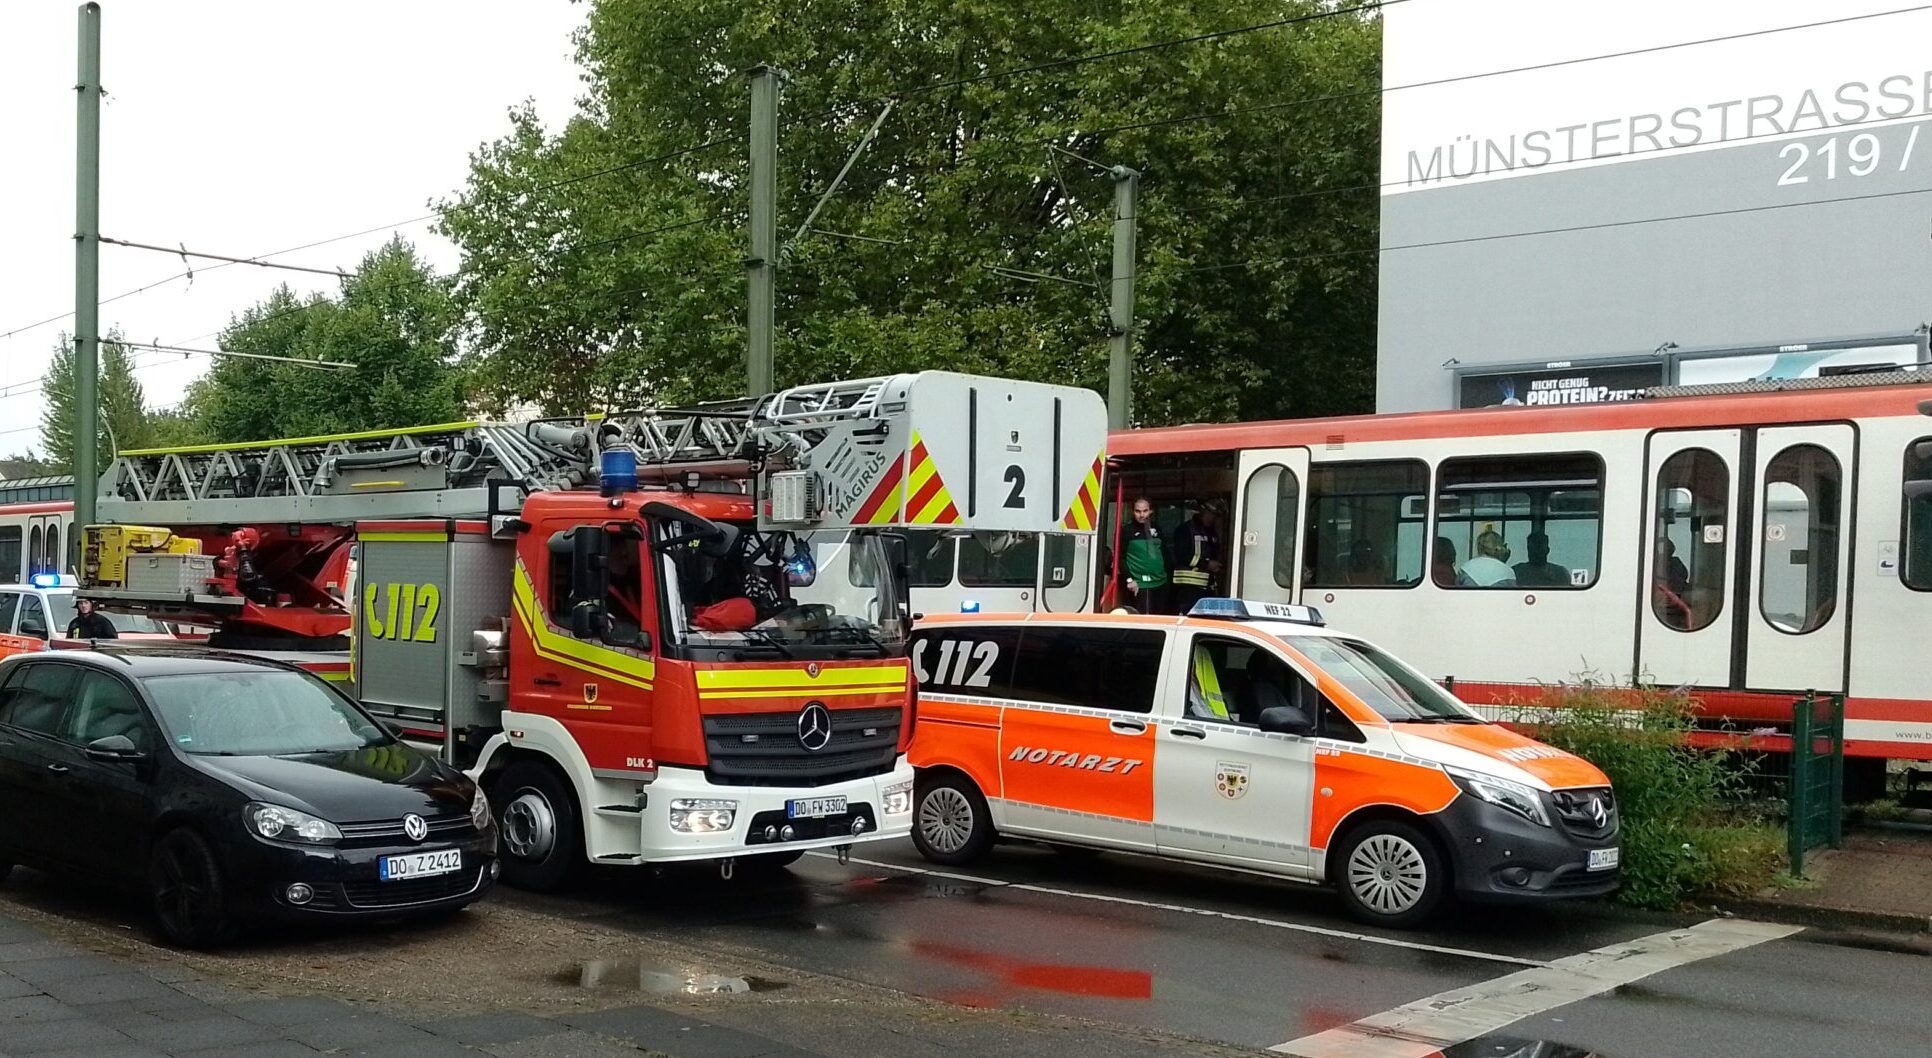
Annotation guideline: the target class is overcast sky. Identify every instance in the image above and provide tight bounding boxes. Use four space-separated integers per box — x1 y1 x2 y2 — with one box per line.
0 0 586 454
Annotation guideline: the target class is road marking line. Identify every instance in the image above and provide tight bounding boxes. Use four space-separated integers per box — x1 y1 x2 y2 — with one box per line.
808 853 1545 969
1270 917 1802 1057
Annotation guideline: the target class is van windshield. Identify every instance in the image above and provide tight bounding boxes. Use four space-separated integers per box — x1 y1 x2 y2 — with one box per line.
1279 636 1480 723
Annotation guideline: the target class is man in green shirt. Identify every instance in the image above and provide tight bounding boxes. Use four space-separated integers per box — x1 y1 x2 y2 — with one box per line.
1120 497 1170 614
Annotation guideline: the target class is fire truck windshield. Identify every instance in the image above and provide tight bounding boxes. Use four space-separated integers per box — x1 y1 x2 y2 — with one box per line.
660 524 907 660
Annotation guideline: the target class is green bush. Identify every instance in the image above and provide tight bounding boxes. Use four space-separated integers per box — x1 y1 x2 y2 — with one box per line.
1519 680 1783 909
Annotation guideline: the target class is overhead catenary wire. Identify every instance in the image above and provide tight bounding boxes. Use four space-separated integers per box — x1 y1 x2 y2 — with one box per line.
99 237 351 278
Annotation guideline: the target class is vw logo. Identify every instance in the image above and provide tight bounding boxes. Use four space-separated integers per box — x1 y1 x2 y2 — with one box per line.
796 702 833 752
1589 798 1608 829
402 813 428 842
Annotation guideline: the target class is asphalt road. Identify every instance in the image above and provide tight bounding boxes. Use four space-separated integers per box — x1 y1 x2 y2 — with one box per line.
507 838 1932 1058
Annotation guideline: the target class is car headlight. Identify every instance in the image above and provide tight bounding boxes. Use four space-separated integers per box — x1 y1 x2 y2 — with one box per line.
1448 769 1551 827
669 798 737 834
882 780 913 816
244 802 342 844
470 786 493 830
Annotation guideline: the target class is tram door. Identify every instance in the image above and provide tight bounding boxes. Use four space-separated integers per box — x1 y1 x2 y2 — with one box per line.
1230 448 1310 605
1637 426 1854 693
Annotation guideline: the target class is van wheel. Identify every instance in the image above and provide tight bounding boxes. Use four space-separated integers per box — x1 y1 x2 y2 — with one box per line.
1333 820 1446 929
494 762 582 892
912 774 994 866
150 829 235 949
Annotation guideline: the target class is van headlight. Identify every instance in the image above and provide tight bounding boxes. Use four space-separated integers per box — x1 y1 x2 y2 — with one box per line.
882 780 913 816
470 787 493 830
1448 770 1551 827
669 798 737 833
244 802 342 844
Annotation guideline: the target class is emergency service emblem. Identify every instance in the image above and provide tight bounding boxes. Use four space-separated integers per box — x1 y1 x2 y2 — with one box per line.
583 683 599 704
1215 762 1250 800
806 662 821 679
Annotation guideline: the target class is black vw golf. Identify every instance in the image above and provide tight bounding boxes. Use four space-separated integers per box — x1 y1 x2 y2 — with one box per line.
0 649 497 946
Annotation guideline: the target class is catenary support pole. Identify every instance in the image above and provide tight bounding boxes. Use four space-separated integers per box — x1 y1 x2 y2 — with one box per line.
74 2 103 532
746 65 784 396
1108 165 1139 431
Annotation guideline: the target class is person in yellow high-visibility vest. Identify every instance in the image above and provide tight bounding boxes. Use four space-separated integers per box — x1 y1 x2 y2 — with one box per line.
1188 642 1231 721
1169 504 1224 614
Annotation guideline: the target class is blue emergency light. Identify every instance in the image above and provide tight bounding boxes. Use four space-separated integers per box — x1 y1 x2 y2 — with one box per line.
1186 597 1324 626
959 599 982 613
29 573 71 589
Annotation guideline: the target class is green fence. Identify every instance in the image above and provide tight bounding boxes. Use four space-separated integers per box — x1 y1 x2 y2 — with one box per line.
1788 691 1846 876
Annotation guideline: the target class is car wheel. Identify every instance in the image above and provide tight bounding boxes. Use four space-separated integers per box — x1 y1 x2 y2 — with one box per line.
493 761 582 892
911 773 994 866
149 829 234 949
1333 819 1447 929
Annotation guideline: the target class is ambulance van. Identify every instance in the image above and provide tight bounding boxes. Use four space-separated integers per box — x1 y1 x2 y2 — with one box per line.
905 599 1619 927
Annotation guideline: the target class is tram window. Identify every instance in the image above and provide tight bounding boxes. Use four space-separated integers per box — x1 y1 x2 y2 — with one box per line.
1903 438 1932 590
959 531 1039 587
0 527 19 583
1434 454 1602 590
45 526 59 574
1652 449 1730 633
27 526 41 575
1759 444 1841 635
1304 462 1427 589
1042 534 1076 589
851 529 954 588
1239 464 1301 592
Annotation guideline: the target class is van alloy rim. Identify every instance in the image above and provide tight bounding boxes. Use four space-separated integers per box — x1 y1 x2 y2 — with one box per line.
918 788 975 854
1346 834 1427 915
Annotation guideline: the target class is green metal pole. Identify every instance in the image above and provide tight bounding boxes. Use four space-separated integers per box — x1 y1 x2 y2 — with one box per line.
1107 166 1139 431
1788 692 1812 875
745 65 782 397
1828 692 1846 848
73 2 102 531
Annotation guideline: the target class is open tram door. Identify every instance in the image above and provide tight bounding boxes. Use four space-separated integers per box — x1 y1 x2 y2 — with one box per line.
1229 447 1311 604
1096 452 1236 612
1637 425 1854 694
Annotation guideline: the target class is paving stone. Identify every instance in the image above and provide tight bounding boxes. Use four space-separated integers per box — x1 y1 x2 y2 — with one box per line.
41 972 186 1006
119 1013 282 1051
328 1040 478 1058
423 1011 565 1045
482 1030 650 1058
4 955 122 984
0 994 81 1023
0 972 45 1000
83 993 218 1030
0 942 81 964
0 920 46 945
289 1013 443 1051
561 1005 814 1058
226 995 359 1027
176 1041 323 1058
1 1017 134 1054
28 1046 171 1058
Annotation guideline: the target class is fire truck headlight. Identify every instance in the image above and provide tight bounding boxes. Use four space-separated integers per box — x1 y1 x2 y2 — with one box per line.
882 781 913 816
669 798 738 834
469 786 493 831
244 802 342 844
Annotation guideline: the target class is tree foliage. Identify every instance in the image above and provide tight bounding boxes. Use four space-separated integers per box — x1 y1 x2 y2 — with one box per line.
441 0 1381 424
180 239 466 442
38 332 157 471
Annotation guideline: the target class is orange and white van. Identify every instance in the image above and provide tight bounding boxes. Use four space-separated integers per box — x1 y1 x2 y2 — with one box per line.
905 598 1619 927
0 575 177 660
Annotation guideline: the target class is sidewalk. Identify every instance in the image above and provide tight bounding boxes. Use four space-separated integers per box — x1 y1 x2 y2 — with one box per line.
0 911 824 1058
1723 826 1932 935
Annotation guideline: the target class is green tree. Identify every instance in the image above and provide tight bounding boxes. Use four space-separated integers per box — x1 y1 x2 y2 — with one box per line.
440 0 1381 424
185 238 466 442
38 332 157 470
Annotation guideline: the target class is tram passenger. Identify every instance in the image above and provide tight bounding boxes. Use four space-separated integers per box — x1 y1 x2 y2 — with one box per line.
1432 537 1474 587
1457 530 1516 586
1512 532 1572 587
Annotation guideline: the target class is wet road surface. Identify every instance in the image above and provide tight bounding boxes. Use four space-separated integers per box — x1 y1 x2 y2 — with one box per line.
503 839 1932 1058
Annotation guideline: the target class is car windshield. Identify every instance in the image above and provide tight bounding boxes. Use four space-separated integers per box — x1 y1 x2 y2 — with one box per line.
1280 635 1479 723
43 596 166 634
661 524 906 657
143 669 390 755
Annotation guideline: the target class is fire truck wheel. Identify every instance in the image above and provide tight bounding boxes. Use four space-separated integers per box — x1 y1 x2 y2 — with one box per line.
494 762 582 892
1332 819 1447 929
149 828 235 949
912 773 994 866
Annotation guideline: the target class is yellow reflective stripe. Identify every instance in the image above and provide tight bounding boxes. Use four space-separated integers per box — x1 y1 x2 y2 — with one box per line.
912 486 955 524
698 685 905 700
697 665 907 690
118 420 481 456
316 672 349 682
510 563 656 689
1172 570 1211 586
906 456 937 496
867 478 904 525
1192 645 1230 720
350 480 409 489
359 531 449 543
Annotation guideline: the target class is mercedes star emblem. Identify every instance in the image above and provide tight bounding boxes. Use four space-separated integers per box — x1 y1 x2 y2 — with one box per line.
402 813 429 842
1589 798 1608 829
797 702 833 752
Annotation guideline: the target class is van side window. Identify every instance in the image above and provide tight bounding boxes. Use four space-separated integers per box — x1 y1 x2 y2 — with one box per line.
913 627 1023 696
1319 700 1366 743
0 592 18 633
1012 628 1163 714
1186 635 1329 728
16 596 47 639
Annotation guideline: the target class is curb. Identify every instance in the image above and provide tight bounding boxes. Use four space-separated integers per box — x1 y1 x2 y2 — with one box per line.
1694 896 1932 937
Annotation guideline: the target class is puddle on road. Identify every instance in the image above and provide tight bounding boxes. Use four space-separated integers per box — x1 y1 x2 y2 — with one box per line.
1438 1036 1608 1058
555 959 789 995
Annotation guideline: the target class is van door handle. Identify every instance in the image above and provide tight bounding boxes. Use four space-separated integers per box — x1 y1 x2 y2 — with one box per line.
1169 727 1207 740
1109 720 1146 735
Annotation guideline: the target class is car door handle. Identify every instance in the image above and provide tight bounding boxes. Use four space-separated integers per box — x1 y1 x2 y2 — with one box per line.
1109 720 1147 735
45 763 70 774
1169 727 1207 740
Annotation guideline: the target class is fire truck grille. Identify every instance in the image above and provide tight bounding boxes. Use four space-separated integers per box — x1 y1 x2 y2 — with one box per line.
702 706 902 787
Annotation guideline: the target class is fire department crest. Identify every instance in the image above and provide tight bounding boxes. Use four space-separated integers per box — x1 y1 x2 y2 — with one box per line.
806 662 822 679
1214 762 1250 800
583 683 599 704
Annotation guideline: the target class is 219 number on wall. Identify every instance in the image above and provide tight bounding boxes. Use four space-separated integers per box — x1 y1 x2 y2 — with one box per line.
364 582 440 643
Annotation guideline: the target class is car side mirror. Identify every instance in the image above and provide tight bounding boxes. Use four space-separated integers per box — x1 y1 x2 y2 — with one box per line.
84 734 146 763
1258 705 1315 737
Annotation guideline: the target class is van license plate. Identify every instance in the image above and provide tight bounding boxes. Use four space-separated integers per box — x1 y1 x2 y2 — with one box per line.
1588 847 1620 871
787 796 847 819
380 849 462 881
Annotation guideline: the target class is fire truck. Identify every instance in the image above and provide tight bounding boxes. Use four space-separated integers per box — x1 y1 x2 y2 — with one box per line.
80 372 1108 889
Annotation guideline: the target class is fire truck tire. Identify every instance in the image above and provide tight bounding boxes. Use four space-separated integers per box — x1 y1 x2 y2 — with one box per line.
149 828 236 949
1331 818 1447 929
493 761 583 892
911 772 995 866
